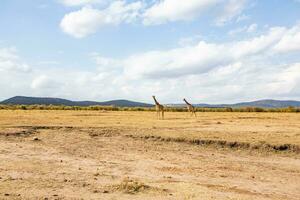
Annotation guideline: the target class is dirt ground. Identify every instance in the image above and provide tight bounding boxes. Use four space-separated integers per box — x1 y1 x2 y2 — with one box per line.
0 110 300 199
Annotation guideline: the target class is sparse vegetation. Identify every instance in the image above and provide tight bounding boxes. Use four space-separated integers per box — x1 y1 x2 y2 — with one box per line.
0 110 300 199
0 104 299 112
108 178 151 194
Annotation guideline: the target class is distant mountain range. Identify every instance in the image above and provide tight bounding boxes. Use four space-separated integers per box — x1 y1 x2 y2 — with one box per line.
1 96 300 108
168 99 300 108
1 96 153 107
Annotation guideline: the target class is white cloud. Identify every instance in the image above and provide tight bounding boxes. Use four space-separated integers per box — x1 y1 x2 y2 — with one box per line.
121 26 287 79
60 6 105 38
273 24 300 53
92 54 121 69
232 27 285 58
85 24 300 102
60 1 143 38
247 23 257 33
31 75 60 90
59 0 105 7
60 0 252 37
123 42 228 79
228 23 257 36
0 47 31 72
143 0 250 26
2 23 300 103
143 0 220 25
215 0 248 26
267 63 300 96
0 47 34 99
0 47 18 60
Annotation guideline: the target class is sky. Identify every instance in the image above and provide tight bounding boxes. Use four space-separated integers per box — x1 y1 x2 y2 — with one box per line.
0 0 300 104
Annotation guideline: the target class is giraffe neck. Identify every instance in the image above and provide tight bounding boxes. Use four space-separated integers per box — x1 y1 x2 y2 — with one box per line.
184 99 191 105
153 97 160 105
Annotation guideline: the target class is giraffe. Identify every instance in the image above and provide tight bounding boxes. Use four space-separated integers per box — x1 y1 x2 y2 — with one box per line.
183 98 196 117
152 96 164 120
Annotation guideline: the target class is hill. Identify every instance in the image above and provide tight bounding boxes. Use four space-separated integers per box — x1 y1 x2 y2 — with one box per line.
170 99 300 108
0 96 153 107
1 96 300 108
227 99 300 108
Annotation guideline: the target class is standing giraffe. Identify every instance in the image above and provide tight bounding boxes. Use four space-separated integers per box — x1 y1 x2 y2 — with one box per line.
183 98 196 117
152 96 164 120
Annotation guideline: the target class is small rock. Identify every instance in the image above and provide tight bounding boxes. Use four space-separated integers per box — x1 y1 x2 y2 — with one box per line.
33 137 39 141
4 194 9 196
102 190 109 193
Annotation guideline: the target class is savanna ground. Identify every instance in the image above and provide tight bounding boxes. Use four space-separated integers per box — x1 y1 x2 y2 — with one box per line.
0 110 300 199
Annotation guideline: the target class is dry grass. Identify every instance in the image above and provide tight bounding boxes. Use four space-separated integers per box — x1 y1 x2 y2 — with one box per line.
107 178 152 194
1 110 300 147
0 110 300 199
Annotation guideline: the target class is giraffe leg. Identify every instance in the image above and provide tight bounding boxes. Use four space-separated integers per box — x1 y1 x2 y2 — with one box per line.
161 110 164 120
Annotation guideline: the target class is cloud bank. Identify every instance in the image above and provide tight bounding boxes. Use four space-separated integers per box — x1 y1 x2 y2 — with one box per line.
2 23 300 103
60 1 143 38
60 0 250 38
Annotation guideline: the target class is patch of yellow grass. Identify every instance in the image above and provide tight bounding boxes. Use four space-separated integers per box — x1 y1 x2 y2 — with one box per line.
0 110 300 146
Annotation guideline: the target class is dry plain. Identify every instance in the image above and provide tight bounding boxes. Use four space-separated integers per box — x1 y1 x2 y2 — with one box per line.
0 110 300 199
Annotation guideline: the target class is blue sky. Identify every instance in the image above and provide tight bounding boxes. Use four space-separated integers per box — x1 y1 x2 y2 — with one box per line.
1 0 300 103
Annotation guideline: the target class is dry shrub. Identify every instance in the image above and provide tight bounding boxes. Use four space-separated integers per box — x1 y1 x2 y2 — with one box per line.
88 128 121 137
0 104 299 112
110 178 151 194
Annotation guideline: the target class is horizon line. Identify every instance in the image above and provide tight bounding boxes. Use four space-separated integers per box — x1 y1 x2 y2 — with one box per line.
1 95 300 105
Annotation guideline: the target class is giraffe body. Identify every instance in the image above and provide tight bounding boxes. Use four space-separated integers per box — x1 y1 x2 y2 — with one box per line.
152 96 164 120
183 98 196 117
